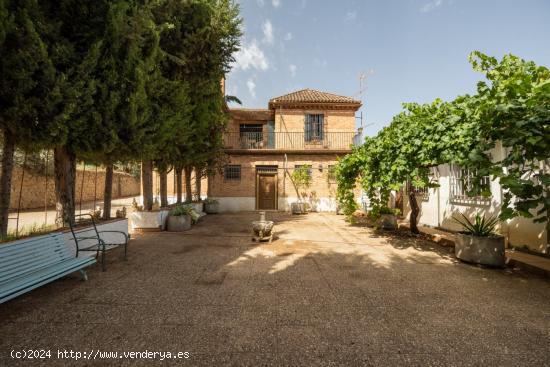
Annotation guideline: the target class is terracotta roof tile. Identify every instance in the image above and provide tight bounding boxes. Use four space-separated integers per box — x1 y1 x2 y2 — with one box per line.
269 88 361 107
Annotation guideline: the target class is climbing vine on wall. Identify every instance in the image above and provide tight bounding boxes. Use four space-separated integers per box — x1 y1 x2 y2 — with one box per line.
336 51 550 236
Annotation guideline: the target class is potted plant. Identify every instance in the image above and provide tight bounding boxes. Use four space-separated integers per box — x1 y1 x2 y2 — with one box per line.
203 198 220 214
166 205 193 232
290 165 312 214
453 213 505 267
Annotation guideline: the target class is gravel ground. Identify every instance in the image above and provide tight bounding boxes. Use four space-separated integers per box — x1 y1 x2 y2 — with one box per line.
1 212 549 366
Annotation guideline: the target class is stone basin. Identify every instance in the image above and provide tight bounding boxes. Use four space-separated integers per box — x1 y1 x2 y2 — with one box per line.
252 220 274 238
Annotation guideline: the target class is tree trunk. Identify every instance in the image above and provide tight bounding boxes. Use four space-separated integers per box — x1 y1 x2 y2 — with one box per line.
408 191 420 234
0 131 15 237
175 166 182 203
54 146 76 227
194 166 202 201
141 160 154 211
103 164 113 220
206 170 212 198
159 168 168 207
184 166 192 203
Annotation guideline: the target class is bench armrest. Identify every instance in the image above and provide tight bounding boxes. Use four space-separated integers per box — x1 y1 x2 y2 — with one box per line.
97 231 129 243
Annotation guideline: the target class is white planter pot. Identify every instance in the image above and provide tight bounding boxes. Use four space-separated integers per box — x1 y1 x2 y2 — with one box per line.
130 209 170 231
455 233 505 267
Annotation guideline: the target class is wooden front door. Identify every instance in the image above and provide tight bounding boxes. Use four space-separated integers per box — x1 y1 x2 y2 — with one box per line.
257 174 277 210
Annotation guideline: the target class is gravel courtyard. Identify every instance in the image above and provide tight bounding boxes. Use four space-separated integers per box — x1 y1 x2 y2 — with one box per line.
1 212 549 366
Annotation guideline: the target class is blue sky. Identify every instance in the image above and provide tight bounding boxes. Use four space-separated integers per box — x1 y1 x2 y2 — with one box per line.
226 0 550 136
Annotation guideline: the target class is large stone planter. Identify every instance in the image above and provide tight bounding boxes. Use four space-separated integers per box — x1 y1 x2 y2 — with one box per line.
378 214 397 230
130 209 170 231
167 215 191 231
291 202 307 215
204 202 219 214
455 233 505 267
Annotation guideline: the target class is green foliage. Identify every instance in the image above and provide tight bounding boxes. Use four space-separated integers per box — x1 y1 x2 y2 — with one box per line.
0 0 63 150
453 213 499 237
170 204 194 217
291 165 312 194
469 51 550 224
204 198 219 204
337 51 550 234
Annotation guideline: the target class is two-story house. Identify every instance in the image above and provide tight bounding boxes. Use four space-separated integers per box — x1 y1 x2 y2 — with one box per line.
210 88 362 212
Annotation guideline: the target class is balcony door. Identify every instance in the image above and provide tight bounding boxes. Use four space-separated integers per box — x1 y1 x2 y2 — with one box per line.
240 124 263 149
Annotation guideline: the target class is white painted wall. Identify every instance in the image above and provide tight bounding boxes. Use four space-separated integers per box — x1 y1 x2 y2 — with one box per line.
214 197 255 212
213 196 338 212
279 196 338 212
403 159 548 254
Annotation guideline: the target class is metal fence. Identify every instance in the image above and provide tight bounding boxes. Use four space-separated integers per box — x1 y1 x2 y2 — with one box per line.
223 131 356 150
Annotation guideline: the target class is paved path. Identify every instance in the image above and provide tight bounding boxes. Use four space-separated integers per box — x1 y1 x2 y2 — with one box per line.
1 212 549 366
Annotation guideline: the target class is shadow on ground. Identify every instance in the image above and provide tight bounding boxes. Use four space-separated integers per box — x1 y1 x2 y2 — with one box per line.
1 212 549 366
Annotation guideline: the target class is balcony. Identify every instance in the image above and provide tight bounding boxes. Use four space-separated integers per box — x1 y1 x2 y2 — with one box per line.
223 131 357 153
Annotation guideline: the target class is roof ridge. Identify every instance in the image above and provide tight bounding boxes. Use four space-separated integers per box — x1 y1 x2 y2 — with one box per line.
268 88 360 105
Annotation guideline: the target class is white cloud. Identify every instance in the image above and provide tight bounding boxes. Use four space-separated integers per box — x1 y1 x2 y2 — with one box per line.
272 0 281 8
262 20 274 44
345 11 357 22
284 32 293 41
289 64 297 77
420 0 443 13
233 40 269 71
246 79 256 98
257 0 265 7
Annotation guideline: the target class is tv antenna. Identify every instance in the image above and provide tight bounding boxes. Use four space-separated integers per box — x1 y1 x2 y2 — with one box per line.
355 69 374 130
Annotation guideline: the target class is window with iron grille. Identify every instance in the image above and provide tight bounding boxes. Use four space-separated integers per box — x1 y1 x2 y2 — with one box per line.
305 114 324 142
449 164 491 204
327 165 337 183
224 165 241 181
406 181 430 201
294 164 312 178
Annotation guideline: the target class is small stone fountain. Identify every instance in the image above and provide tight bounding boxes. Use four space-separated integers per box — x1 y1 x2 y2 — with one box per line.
252 211 274 243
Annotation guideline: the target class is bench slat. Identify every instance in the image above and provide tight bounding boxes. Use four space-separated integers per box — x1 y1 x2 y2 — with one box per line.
0 236 74 282
0 234 73 258
0 250 76 283
0 257 96 304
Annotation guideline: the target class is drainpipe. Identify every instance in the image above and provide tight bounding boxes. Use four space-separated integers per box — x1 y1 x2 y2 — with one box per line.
436 166 441 228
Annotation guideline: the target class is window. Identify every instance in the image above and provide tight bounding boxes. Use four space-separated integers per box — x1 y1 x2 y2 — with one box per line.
406 181 430 201
294 164 312 178
450 164 491 204
224 165 241 181
327 165 337 183
305 114 324 142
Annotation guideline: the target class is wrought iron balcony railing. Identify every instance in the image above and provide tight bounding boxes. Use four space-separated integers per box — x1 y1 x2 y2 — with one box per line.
224 131 356 151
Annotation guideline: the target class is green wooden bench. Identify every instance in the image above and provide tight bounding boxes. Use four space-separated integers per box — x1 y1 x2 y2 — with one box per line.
69 214 129 272
0 232 96 304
